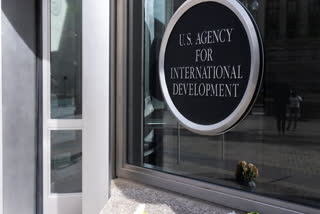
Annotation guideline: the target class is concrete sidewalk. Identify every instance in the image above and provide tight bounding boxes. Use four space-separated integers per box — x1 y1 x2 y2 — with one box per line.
100 178 245 214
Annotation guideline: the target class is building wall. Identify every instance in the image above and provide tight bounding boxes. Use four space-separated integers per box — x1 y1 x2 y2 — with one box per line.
1 0 37 213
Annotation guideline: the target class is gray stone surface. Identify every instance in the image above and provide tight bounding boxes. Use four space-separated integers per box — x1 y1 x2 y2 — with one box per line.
101 178 245 214
2 1 37 213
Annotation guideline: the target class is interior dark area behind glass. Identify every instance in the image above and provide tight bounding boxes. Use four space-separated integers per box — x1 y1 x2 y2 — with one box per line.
127 0 320 208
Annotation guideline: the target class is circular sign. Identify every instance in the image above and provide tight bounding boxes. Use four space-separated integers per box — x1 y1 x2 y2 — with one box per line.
159 0 263 135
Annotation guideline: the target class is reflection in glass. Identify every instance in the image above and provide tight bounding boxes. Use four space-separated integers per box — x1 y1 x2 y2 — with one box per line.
51 130 82 193
50 0 82 119
127 0 320 208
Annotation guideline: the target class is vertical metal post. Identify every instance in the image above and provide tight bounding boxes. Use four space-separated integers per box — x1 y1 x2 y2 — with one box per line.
177 123 181 164
222 134 225 160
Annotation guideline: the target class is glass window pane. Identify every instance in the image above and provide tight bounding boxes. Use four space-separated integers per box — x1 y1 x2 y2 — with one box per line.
50 0 82 119
127 0 320 209
51 130 82 193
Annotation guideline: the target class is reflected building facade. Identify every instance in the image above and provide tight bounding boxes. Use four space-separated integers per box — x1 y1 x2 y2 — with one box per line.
127 0 320 210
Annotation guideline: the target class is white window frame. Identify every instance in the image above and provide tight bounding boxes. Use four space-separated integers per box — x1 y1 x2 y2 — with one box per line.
42 0 110 213
42 0 82 213
0 0 3 213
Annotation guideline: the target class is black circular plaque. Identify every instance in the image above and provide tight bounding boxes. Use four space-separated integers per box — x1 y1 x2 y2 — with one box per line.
159 0 263 135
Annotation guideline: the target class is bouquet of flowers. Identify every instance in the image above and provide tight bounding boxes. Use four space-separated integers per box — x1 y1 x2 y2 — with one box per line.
236 161 259 183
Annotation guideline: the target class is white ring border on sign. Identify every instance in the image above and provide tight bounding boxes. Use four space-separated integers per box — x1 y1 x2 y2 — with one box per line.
159 0 261 135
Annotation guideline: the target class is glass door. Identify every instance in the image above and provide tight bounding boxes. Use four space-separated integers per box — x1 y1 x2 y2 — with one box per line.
43 0 82 213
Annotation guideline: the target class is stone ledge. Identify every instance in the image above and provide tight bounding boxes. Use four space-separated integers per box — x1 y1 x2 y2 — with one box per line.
100 178 245 214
